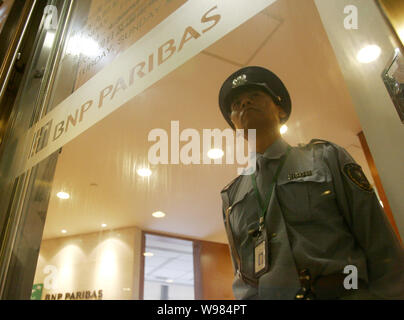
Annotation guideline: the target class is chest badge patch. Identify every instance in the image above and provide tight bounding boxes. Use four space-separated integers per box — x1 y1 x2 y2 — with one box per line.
344 163 373 192
288 170 312 181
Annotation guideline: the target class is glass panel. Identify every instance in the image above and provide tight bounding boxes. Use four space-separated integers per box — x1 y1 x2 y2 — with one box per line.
1 0 402 300
0 0 74 299
143 234 194 300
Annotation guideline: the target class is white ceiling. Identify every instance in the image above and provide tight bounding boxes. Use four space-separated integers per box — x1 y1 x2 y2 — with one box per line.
41 0 372 243
144 234 194 287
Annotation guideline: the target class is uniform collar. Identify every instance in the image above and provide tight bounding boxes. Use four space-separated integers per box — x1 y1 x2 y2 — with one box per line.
259 137 290 160
239 137 289 175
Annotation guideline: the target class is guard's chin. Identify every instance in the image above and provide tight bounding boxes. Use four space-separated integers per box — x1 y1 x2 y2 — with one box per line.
242 116 266 130
243 118 279 135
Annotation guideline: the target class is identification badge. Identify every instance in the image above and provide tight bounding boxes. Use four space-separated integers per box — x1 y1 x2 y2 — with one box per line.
254 229 270 277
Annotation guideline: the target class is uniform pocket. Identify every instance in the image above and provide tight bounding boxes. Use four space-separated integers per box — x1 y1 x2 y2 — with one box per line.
276 172 335 224
229 190 259 243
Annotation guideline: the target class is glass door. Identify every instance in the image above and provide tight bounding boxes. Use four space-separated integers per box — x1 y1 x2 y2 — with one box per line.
0 0 402 301
0 0 79 299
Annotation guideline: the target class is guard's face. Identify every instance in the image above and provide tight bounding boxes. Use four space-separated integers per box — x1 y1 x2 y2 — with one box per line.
229 88 286 134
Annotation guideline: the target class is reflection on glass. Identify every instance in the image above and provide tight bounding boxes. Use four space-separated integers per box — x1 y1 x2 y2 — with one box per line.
1 0 402 301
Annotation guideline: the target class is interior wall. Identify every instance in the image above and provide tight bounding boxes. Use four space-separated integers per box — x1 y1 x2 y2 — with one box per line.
34 227 234 300
33 226 142 300
314 0 404 239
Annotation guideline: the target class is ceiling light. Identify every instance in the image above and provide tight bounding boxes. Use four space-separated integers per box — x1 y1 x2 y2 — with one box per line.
101 223 107 228
57 191 70 199
152 211 166 218
165 279 174 283
143 252 154 257
137 168 152 177
207 148 224 159
280 125 288 134
61 229 67 234
356 45 381 63
66 35 100 57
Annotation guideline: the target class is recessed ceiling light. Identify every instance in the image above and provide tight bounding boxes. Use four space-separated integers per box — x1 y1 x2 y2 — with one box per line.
152 211 166 218
61 229 67 234
280 125 288 135
165 279 174 283
137 168 152 177
357 45 381 63
57 191 70 199
101 223 107 228
207 148 224 159
143 252 154 257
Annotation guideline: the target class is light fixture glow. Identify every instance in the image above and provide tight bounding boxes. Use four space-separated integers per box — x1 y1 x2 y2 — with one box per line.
152 211 166 218
61 229 67 234
101 223 107 228
66 35 100 57
137 168 152 177
280 125 288 134
357 45 381 63
57 191 70 199
43 31 56 48
143 252 154 257
207 148 224 159
165 279 174 283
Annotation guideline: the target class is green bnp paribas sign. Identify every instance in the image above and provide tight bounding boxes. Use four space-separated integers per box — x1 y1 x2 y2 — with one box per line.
31 284 44 300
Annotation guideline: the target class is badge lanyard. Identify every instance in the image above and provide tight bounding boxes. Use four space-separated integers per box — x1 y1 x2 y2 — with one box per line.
250 146 291 232
250 146 291 277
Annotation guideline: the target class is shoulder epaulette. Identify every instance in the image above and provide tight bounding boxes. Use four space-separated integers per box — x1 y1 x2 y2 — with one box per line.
221 175 242 193
295 139 329 149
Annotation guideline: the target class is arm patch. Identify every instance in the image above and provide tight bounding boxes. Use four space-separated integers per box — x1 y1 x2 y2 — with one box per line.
343 163 373 192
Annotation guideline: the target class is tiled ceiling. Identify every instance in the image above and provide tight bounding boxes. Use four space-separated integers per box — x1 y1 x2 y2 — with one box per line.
144 234 194 286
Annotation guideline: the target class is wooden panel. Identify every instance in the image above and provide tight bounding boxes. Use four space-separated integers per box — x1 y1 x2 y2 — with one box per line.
358 131 402 244
138 230 145 300
196 240 234 300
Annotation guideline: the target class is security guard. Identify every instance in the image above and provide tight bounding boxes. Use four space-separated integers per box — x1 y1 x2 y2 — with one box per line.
219 66 404 300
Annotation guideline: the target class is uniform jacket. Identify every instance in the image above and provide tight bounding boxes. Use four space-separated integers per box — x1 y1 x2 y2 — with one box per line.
220 138 404 299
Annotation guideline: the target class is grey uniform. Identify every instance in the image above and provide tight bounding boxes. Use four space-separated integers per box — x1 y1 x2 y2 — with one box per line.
221 138 404 300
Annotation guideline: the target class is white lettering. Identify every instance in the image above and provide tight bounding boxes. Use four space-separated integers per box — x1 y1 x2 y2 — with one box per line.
43 5 58 30
343 265 358 290
148 129 169 164
43 265 58 290
180 128 200 164
344 5 358 30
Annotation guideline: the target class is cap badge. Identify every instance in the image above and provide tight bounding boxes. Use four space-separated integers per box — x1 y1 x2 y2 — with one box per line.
232 74 247 88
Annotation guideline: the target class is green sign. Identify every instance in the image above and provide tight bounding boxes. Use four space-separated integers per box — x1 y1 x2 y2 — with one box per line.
31 283 44 300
